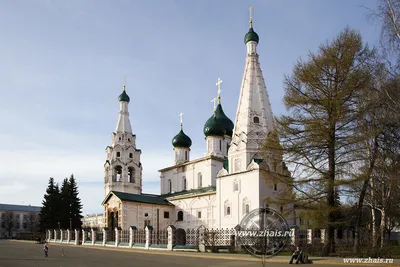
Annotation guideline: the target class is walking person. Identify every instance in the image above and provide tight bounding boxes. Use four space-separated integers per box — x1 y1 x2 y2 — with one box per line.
43 242 49 257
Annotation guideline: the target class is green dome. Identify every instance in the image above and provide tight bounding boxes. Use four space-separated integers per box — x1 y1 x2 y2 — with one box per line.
172 129 192 148
118 90 130 102
204 114 226 137
244 27 259 44
215 104 234 137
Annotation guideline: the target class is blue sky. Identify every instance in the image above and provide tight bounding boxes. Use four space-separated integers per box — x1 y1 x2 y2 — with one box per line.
0 0 382 215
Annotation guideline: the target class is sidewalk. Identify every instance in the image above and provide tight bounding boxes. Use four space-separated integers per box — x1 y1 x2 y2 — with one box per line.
9 240 400 266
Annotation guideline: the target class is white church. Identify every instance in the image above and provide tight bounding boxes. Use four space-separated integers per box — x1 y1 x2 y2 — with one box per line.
99 13 296 231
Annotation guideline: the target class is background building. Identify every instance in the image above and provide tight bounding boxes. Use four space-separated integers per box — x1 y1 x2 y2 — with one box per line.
0 203 41 238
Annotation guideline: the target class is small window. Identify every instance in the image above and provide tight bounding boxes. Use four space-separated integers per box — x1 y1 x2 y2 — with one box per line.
274 184 277 191
227 207 231 215
177 211 183 221
198 211 201 218
129 153 133 158
144 213 148 217
116 152 121 157
183 177 187 190
219 140 222 151
245 204 249 214
164 212 169 218
119 137 121 141
197 173 202 188
168 179 172 193
128 138 130 142
253 117 259 123
233 181 239 191
280 206 283 213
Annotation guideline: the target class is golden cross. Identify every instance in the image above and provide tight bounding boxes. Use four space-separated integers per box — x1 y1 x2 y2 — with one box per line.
249 6 254 27
179 113 184 126
216 78 222 103
123 75 127 90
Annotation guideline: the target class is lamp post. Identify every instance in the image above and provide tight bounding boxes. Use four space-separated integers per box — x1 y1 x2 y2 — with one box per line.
69 203 72 229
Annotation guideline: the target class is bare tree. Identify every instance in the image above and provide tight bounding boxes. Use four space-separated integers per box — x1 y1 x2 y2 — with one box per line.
27 213 39 232
3 211 18 237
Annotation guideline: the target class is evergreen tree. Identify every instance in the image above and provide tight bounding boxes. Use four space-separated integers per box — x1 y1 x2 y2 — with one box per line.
60 178 72 229
39 177 61 231
68 174 83 229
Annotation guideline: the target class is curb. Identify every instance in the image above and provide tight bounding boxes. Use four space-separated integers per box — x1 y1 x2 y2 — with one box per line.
7 240 400 266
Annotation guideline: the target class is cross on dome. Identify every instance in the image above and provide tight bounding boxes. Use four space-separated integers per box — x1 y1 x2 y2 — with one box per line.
179 113 184 128
216 78 223 104
249 6 254 27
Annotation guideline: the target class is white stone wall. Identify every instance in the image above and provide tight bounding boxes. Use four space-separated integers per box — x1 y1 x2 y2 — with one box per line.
159 156 224 195
82 213 104 228
216 169 261 229
168 193 217 229
122 202 174 230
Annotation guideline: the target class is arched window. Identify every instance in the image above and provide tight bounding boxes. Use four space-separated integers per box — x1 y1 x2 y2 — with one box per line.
114 166 122 182
245 204 249 214
274 183 277 191
128 167 135 183
183 177 187 190
129 153 133 159
197 173 202 188
128 138 130 142
227 206 231 215
116 152 121 158
168 179 172 193
233 181 239 191
177 211 183 221
253 117 259 123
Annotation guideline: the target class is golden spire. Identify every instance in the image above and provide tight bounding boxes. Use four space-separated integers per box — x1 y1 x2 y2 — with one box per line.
216 77 223 104
249 6 254 28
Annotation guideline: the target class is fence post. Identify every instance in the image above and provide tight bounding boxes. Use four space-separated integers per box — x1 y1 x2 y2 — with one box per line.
53 229 57 242
307 229 312 244
129 226 137 248
198 227 205 252
167 225 175 251
91 228 96 246
103 228 108 246
67 229 71 243
47 230 51 241
60 229 64 243
116 227 121 247
234 224 243 252
145 226 153 249
290 228 296 245
320 229 326 244
74 229 80 245
82 229 86 245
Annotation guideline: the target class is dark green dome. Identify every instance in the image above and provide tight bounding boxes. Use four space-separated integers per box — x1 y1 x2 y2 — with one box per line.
244 27 259 44
172 129 192 148
204 114 226 137
118 90 130 102
215 104 234 137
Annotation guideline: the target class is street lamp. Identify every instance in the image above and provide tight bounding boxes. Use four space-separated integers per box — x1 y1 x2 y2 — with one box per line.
69 203 72 229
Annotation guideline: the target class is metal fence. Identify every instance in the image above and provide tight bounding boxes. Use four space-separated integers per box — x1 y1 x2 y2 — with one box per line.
96 231 103 242
134 229 146 244
70 231 75 241
120 230 129 244
62 231 68 240
84 230 91 242
204 228 235 246
150 229 168 245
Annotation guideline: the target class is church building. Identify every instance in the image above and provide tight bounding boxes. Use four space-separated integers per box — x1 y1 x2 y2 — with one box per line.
101 12 295 231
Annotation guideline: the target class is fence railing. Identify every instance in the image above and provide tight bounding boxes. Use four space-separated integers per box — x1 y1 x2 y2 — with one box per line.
45 226 374 253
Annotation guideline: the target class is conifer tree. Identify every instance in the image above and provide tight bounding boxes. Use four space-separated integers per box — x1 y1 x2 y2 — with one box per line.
60 178 71 229
39 177 61 231
68 174 83 229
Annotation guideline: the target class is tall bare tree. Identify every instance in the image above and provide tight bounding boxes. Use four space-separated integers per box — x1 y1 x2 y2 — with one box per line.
263 28 375 256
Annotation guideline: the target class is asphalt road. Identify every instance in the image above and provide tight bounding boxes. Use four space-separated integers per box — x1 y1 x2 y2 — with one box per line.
0 240 391 267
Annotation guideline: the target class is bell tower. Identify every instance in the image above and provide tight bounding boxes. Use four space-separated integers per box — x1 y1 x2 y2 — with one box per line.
104 79 143 196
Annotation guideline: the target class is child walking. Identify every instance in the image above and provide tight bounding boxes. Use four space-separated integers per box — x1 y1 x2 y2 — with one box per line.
43 242 49 257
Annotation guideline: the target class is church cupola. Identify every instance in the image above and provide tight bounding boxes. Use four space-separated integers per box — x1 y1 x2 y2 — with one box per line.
172 113 191 165
245 6 259 55
204 78 233 157
118 89 130 102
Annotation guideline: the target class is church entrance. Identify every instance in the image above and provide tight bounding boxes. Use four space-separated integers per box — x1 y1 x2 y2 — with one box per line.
174 228 186 245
